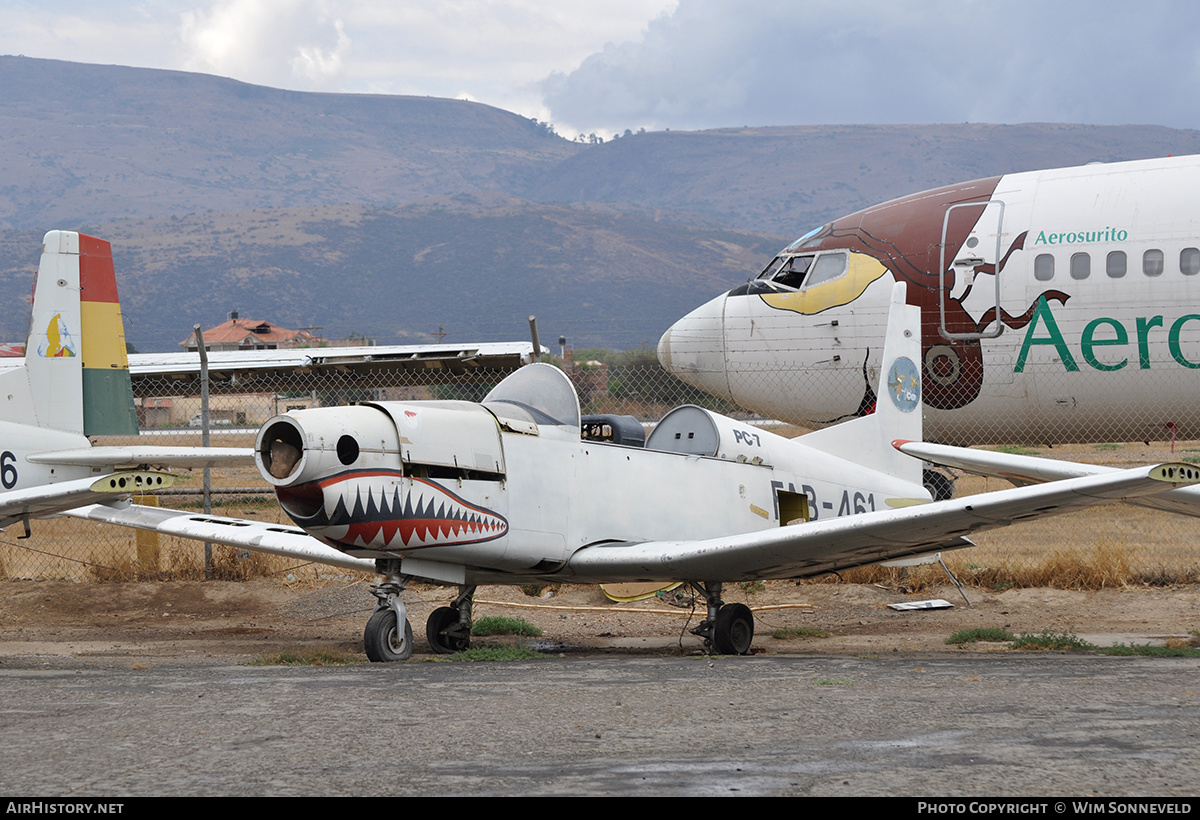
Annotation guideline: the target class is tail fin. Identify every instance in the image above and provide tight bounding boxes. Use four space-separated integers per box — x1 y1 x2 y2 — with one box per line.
796 282 922 485
21 231 137 436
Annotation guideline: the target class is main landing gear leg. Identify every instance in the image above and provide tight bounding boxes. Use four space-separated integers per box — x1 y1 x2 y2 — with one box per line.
426 584 476 654
364 561 413 662
688 581 754 655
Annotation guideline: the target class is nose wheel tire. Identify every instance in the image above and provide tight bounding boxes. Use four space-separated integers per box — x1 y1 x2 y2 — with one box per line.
364 609 414 662
713 603 754 655
426 606 472 654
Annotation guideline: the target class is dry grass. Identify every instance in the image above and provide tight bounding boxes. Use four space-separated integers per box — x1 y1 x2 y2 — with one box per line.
1 500 367 585
808 531 1200 592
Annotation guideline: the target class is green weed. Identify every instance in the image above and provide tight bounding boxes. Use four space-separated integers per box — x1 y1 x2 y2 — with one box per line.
1010 631 1095 651
1099 644 1200 657
472 616 544 637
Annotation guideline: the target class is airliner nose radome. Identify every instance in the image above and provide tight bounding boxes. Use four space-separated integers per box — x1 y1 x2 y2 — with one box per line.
657 292 733 401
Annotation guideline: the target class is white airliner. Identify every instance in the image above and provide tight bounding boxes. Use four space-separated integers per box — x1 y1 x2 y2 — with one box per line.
70 283 1200 660
659 154 1200 448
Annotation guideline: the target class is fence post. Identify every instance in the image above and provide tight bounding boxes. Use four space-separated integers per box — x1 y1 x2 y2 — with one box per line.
194 323 213 579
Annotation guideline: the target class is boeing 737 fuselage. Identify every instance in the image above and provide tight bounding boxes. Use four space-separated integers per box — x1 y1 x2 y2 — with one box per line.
659 154 1200 445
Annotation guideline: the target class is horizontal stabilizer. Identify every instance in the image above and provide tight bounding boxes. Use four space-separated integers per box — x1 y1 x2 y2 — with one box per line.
29 446 255 469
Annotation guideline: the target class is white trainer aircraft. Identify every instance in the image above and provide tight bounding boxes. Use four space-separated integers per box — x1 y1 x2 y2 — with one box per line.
0 230 260 535
659 154 1200 449
69 282 1200 660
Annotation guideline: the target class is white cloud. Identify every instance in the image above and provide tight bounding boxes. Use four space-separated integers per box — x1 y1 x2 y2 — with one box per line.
179 0 351 89
541 0 1200 134
0 1 675 125
290 18 350 84
3 0 1198 135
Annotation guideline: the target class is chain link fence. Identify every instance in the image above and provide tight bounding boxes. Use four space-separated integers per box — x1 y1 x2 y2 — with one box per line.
2 349 1198 587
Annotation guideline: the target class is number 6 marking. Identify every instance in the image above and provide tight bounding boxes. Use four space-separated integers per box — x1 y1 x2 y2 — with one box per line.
2 451 17 489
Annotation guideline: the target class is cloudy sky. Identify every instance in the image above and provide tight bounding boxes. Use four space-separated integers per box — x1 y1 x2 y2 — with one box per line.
3 0 1199 137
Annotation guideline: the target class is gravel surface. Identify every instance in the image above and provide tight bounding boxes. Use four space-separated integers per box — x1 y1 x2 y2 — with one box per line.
1 578 1198 663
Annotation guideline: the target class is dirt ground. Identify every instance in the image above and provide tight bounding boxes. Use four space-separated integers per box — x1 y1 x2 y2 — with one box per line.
1 577 1198 665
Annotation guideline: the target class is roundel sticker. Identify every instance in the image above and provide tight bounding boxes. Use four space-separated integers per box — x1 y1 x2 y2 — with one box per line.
887 356 921 413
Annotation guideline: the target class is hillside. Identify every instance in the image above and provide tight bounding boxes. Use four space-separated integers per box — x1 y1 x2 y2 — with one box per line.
0 56 578 229
522 123 1200 235
4 57 1200 350
0 194 785 352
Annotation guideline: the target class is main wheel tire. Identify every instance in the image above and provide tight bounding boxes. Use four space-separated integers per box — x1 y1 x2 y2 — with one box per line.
426 606 471 654
364 608 414 662
713 603 754 655
924 469 954 502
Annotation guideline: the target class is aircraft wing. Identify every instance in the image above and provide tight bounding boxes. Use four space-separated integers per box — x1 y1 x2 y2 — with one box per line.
27 446 254 469
0 472 176 529
897 440 1200 519
57 462 1198 585
561 463 1200 583
65 502 376 573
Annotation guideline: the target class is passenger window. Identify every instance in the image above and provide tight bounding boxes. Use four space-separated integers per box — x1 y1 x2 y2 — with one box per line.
1182 248 1200 275
804 252 847 287
1106 251 1127 278
1144 249 1164 277
1034 254 1055 281
1070 252 1090 280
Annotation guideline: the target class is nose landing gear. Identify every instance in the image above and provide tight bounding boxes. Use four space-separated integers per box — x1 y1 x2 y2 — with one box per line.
365 572 413 662
364 565 478 661
364 606 413 662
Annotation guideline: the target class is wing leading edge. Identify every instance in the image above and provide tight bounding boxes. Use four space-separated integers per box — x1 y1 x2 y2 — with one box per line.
65 503 376 573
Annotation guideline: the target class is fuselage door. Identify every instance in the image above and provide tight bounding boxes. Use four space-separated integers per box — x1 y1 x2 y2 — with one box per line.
938 199 1006 340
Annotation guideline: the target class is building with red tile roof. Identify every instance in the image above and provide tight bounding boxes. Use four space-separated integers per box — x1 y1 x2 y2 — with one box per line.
180 310 327 352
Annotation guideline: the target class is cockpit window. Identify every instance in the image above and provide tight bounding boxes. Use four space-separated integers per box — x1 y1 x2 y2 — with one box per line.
806 251 848 287
483 363 581 428
757 254 813 289
755 251 845 291
758 255 787 280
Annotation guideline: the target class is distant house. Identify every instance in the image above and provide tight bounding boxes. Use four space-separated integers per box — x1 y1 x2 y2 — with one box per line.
180 310 328 352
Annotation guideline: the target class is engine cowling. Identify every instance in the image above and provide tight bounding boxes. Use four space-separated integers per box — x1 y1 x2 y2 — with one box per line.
255 402 512 559
256 405 402 490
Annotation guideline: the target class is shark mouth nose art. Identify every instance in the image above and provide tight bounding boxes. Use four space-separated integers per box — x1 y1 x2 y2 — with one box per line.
323 476 508 551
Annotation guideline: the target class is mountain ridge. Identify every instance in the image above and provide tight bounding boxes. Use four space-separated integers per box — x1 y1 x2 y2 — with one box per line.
4 56 1200 350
